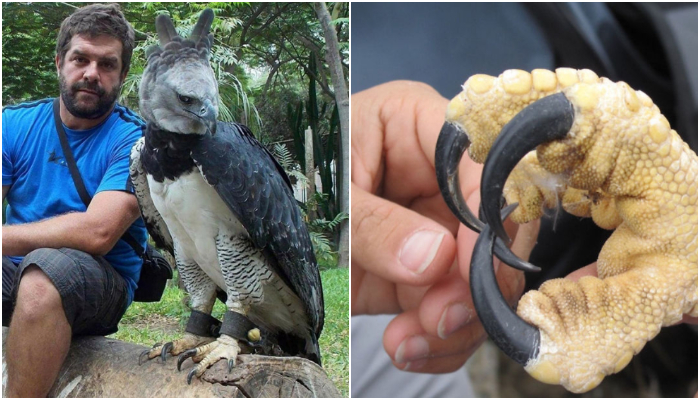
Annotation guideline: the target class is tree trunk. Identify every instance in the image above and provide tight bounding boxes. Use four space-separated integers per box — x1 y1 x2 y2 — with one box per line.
305 126 317 220
314 2 349 269
1 328 340 397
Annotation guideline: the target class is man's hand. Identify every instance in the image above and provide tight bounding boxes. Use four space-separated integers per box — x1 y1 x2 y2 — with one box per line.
2 190 140 256
351 81 539 373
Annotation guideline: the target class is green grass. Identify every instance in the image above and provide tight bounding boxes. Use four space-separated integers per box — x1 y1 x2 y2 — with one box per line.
108 277 188 345
317 267 350 397
109 267 349 397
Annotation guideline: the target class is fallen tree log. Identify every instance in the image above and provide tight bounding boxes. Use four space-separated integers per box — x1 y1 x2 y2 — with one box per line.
1 328 340 397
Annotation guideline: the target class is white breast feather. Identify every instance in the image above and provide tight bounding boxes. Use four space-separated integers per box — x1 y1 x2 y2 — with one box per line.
147 170 245 288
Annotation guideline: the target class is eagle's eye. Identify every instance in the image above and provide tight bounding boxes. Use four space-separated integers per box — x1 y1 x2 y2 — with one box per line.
178 94 193 104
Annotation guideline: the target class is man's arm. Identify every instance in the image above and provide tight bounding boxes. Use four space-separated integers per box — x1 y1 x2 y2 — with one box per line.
2 190 140 257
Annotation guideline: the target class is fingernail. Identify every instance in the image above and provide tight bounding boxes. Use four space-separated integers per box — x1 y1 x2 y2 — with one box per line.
400 230 445 274
395 335 430 364
402 359 428 371
437 302 473 339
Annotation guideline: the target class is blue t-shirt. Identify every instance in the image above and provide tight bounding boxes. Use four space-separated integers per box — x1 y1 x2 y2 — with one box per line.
2 98 148 305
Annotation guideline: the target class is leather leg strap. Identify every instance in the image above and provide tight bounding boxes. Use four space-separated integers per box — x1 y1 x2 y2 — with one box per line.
220 310 266 346
185 310 222 337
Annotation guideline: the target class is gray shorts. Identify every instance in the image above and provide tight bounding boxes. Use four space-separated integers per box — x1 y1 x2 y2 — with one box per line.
3 248 128 336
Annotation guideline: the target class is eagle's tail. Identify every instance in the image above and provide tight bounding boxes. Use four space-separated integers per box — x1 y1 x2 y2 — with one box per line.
277 329 322 366
305 331 322 366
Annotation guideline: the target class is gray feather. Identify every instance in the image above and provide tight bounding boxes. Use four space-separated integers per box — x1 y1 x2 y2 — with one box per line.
190 9 214 44
155 14 177 46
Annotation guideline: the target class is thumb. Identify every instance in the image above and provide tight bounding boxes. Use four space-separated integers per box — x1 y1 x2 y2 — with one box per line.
351 183 456 286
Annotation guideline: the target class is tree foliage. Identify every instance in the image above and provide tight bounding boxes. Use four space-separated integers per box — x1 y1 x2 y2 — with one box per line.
2 2 349 139
2 2 73 103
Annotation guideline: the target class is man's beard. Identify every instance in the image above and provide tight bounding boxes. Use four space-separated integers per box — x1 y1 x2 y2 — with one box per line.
59 72 121 120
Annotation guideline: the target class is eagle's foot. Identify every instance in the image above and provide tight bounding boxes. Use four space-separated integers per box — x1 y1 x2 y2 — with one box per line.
178 334 241 384
438 68 698 393
138 333 215 364
501 152 563 223
518 259 696 393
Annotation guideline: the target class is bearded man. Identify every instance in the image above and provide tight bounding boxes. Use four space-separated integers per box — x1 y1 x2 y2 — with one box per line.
1 4 147 396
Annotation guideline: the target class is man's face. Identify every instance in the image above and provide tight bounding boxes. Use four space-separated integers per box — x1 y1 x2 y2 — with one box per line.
57 34 126 120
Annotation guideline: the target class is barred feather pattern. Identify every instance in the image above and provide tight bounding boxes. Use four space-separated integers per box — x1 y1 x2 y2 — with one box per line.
175 250 217 313
215 233 273 305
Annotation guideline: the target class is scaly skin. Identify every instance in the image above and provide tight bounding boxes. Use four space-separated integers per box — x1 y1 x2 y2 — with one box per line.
446 68 698 392
143 332 215 360
182 334 241 381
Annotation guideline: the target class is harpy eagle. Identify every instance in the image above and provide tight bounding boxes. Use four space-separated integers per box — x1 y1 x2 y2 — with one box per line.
130 9 324 382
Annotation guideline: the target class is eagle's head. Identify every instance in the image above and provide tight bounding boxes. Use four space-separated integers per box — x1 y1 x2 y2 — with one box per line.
139 9 218 135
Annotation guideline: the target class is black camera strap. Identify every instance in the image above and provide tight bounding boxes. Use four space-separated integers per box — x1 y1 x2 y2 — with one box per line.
52 98 145 258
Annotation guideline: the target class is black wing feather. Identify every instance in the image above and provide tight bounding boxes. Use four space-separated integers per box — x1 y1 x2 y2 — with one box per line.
191 121 324 337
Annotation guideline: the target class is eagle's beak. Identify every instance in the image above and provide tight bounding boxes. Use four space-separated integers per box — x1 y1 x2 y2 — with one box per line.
200 100 217 135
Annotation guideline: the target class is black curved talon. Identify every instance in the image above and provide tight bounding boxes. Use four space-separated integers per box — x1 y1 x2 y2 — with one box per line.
435 122 484 232
494 238 538 272
492 203 541 273
160 342 174 362
228 358 235 373
186 368 197 385
470 223 540 366
435 121 540 272
480 92 575 244
479 201 514 223
177 349 198 371
138 349 152 366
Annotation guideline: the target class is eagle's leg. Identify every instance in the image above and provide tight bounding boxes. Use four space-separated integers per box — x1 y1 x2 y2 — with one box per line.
179 306 247 384
179 233 267 383
139 256 218 364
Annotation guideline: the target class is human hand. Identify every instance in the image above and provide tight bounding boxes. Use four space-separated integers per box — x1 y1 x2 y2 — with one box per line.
351 81 540 373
